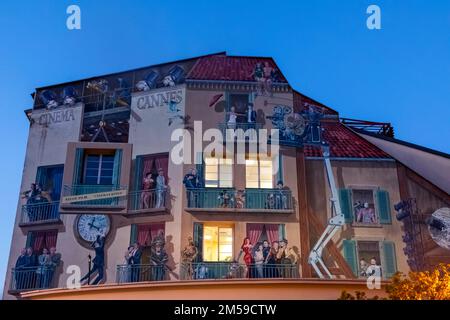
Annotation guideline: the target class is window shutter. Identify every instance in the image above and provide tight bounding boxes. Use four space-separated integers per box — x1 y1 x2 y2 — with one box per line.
130 224 138 245
342 240 358 276
25 231 34 248
338 189 353 223
193 222 203 262
276 153 283 185
382 241 397 278
195 152 204 187
35 166 48 189
278 224 286 241
376 190 392 224
73 148 84 185
112 149 123 187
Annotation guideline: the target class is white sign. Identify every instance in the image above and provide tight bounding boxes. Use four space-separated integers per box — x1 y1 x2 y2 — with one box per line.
61 189 127 204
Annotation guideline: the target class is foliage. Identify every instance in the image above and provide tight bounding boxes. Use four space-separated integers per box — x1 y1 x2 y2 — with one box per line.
339 264 450 300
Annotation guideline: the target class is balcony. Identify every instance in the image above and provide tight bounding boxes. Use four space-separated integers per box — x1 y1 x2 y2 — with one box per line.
218 122 262 142
9 266 56 294
60 185 128 213
116 262 299 284
20 201 61 227
184 188 294 214
126 189 169 216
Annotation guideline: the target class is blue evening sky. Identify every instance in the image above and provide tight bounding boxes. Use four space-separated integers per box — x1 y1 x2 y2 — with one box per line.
0 0 449 291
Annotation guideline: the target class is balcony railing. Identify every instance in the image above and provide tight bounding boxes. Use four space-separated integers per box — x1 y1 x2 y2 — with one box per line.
185 188 293 212
61 185 128 207
9 266 56 292
20 201 60 225
128 189 168 214
219 122 262 141
116 262 300 284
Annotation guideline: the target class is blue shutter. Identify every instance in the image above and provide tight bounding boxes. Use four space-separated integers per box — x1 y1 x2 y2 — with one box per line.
276 153 283 185
338 189 353 223
73 148 84 185
25 231 34 248
130 224 138 245
195 152 204 186
382 241 397 278
132 156 143 210
376 190 392 224
342 240 358 276
193 222 203 262
112 149 123 187
50 166 64 201
35 166 48 189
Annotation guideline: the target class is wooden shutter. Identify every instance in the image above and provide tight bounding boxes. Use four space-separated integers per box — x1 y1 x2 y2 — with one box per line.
278 224 286 241
112 149 123 187
193 222 203 262
338 189 353 223
376 190 392 224
130 224 138 245
342 240 358 276
382 241 397 278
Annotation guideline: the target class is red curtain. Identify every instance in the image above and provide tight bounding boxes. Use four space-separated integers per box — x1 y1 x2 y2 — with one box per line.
32 232 45 252
265 224 279 246
246 223 264 246
32 230 58 253
45 230 58 249
137 223 165 247
154 156 169 182
142 157 155 187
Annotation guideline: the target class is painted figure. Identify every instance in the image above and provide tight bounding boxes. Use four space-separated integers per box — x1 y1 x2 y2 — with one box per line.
359 258 368 277
180 236 198 280
239 237 254 278
80 235 106 285
150 238 168 281
140 172 155 209
254 243 265 278
155 168 167 208
227 106 237 129
366 257 382 278
266 241 280 278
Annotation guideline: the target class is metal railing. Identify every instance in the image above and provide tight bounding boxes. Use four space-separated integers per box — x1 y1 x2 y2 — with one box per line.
128 189 168 212
185 188 293 211
20 201 60 224
219 122 262 141
116 264 170 283
10 266 57 292
62 185 127 206
116 262 299 283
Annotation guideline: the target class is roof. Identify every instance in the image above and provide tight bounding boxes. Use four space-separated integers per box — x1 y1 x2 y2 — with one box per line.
293 90 338 115
304 122 391 159
186 54 288 82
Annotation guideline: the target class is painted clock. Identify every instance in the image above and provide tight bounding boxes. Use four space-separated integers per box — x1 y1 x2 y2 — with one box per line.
75 214 111 245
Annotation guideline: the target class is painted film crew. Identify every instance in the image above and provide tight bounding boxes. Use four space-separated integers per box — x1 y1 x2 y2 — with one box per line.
180 236 198 280
276 239 299 278
22 183 47 222
80 235 106 285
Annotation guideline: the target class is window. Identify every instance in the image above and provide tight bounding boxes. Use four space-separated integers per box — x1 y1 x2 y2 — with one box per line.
245 156 273 188
352 189 377 224
204 157 233 188
26 230 58 255
84 154 115 185
228 93 249 123
357 241 381 278
203 226 233 262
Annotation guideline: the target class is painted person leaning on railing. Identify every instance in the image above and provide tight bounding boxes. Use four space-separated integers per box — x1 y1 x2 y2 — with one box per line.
276 239 300 278
183 168 204 207
180 236 198 280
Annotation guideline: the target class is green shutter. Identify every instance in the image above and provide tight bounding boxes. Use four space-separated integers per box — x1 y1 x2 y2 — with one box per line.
193 222 203 262
73 148 84 185
195 152 204 185
132 156 144 210
338 189 353 223
382 241 397 278
112 149 123 187
25 231 34 248
376 190 392 224
342 240 358 276
276 153 283 185
130 224 138 245
278 224 286 241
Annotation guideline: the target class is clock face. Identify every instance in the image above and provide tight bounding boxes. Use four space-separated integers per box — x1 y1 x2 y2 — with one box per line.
76 214 111 243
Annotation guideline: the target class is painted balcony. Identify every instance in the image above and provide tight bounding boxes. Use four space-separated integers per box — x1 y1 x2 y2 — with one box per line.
20 201 61 226
116 262 299 284
218 122 262 141
60 185 128 213
126 189 169 216
184 188 294 213
9 266 56 293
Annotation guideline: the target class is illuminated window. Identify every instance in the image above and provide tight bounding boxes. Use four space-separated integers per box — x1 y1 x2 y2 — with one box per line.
245 156 273 188
203 226 233 262
204 157 233 188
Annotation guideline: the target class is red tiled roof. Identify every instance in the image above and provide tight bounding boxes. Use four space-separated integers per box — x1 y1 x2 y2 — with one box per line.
304 122 391 158
187 55 288 82
293 90 338 115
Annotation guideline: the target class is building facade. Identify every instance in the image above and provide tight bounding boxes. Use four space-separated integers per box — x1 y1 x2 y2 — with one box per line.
3 52 449 299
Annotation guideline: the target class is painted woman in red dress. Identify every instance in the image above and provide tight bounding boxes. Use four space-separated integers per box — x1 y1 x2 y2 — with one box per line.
240 237 254 278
